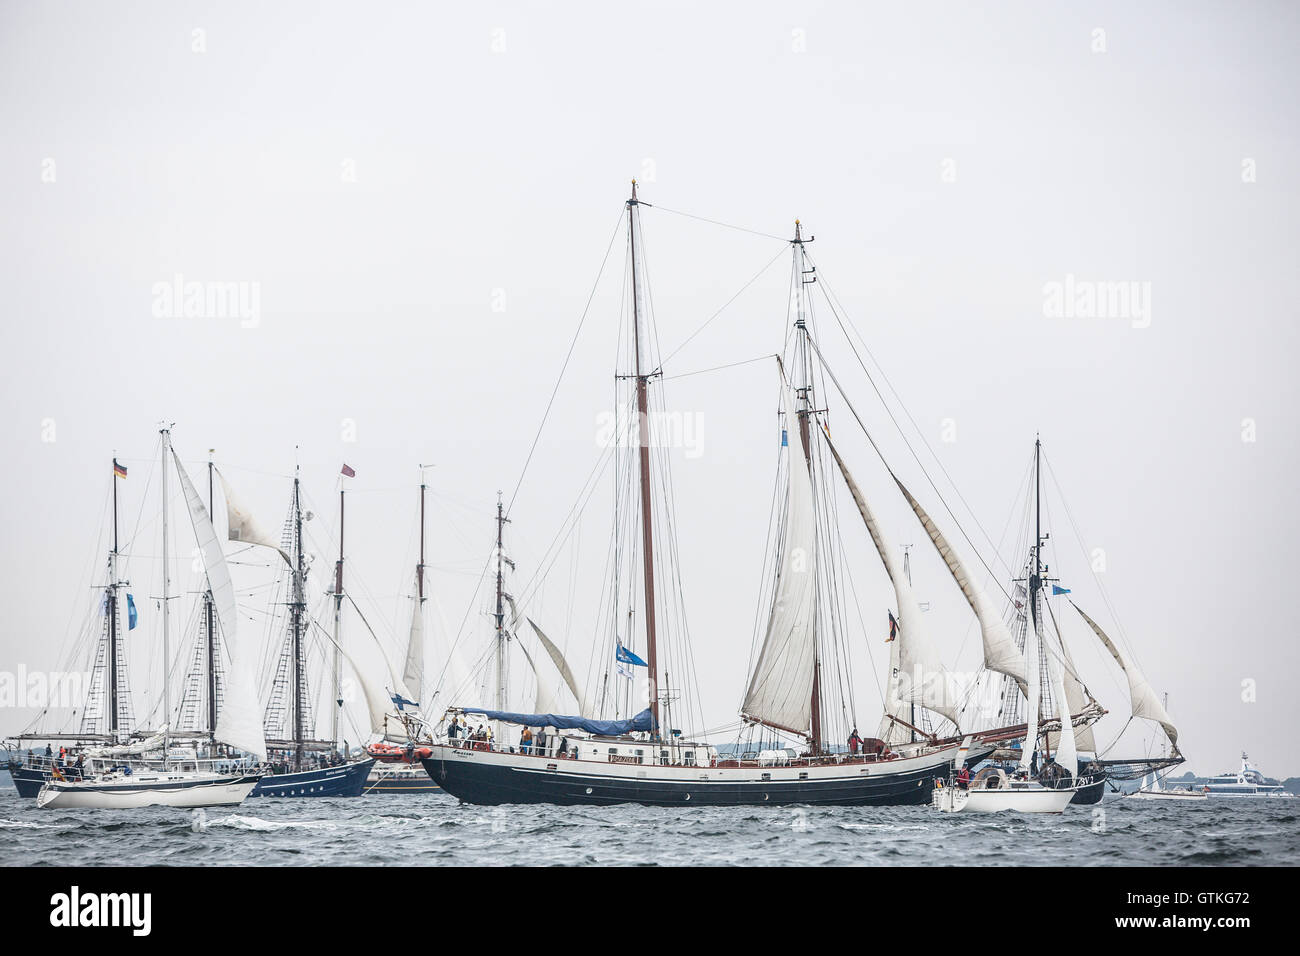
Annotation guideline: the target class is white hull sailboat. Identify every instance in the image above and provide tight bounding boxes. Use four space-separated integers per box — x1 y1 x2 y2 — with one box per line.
36 769 259 809
36 429 268 810
933 773 1077 814
1126 772 1208 801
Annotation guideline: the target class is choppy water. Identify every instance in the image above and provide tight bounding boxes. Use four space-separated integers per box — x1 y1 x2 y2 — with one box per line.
2 771 1296 866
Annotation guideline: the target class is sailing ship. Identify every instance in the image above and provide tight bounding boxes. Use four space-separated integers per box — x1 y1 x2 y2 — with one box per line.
363 468 443 794
933 439 1086 814
248 467 375 797
37 428 266 809
1126 771 1208 801
421 185 1039 806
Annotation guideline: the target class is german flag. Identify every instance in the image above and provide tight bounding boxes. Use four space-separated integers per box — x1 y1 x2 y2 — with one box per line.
113 459 128 479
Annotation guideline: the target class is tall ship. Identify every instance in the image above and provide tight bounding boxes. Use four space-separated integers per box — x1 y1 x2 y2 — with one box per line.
420 185 1103 806
363 469 442 795
248 465 375 797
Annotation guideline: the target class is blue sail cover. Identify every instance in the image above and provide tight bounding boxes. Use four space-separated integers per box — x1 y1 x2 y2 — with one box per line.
463 707 656 735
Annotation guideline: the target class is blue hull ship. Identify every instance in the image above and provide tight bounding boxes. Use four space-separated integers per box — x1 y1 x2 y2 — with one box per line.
251 758 375 798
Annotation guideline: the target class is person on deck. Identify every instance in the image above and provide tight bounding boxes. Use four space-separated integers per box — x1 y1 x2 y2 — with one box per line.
520 727 533 754
848 729 861 755
957 766 970 789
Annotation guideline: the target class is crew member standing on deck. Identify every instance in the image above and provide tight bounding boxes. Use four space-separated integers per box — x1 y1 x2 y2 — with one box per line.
848 729 861 755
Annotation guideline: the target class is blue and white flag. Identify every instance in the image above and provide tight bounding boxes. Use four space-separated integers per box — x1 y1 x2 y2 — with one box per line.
127 593 138 630
390 692 419 711
1051 585 1071 596
616 644 647 667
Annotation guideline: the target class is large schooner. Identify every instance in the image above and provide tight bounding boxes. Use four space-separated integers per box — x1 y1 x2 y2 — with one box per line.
421 185 1024 806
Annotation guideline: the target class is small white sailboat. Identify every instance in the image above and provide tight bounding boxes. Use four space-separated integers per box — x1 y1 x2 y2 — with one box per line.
38 428 266 809
1126 770 1207 801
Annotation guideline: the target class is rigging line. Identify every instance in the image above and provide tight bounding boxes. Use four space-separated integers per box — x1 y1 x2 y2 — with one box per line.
661 353 777 382
802 327 1018 610
656 246 789 369
806 251 1020 584
645 202 790 243
504 207 625 521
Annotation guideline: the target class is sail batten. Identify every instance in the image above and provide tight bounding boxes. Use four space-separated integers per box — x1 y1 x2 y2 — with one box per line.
172 450 266 762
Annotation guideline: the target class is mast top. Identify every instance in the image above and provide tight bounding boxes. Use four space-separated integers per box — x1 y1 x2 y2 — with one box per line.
629 179 639 205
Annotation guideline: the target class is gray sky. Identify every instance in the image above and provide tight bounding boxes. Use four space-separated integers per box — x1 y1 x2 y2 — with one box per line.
2 1 1297 776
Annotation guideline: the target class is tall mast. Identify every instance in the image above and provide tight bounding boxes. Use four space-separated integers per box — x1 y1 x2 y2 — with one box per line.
628 180 660 735
291 465 306 770
160 427 172 749
109 457 121 735
331 477 345 751
1030 435 1043 760
206 451 217 739
791 219 822 754
417 467 427 602
494 494 508 720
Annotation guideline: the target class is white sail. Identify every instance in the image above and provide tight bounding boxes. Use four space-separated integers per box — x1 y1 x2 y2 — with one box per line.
892 479 1028 695
1071 602 1178 749
216 468 292 566
526 618 589 717
403 587 424 700
171 450 266 762
516 638 559 715
878 627 911 745
740 380 820 736
1045 627 1077 778
1047 625 1095 752
824 437 961 730
1018 605 1042 773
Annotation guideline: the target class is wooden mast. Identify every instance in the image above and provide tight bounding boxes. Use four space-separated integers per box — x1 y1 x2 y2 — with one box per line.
1030 435 1043 764
494 494 509 719
291 464 305 771
331 477 345 752
791 220 822 754
628 180 660 736
206 452 217 739
109 457 121 735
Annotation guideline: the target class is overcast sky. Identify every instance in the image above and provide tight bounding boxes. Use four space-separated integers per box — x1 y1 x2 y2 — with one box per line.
2 1 1297 776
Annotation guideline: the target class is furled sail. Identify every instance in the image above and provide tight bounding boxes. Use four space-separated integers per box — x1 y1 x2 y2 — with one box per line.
1071 602 1178 749
526 618 588 717
823 435 961 730
892 479 1027 695
740 380 819 736
216 468 292 566
171 450 267 762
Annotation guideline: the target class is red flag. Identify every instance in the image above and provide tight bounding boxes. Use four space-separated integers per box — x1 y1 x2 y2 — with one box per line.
341 464 356 478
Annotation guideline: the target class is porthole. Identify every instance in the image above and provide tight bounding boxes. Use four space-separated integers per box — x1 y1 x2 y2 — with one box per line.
684 793 691 801
585 787 593 795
